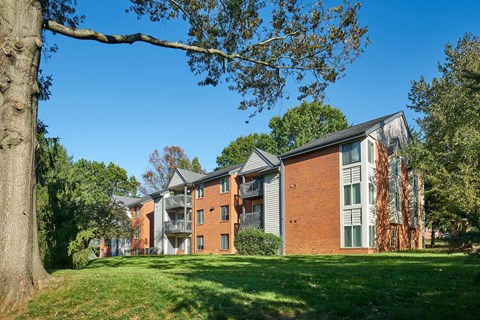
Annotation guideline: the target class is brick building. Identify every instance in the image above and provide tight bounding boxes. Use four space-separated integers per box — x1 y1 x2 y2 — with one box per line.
124 111 423 255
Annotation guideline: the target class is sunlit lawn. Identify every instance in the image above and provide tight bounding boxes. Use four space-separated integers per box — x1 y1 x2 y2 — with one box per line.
12 252 480 319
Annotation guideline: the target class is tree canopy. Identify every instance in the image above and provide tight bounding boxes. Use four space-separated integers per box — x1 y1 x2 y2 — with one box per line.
407 33 480 231
216 101 349 168
141 146 205 194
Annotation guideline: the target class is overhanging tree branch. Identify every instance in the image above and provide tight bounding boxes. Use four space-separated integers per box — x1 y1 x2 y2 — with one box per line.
44 19 279 68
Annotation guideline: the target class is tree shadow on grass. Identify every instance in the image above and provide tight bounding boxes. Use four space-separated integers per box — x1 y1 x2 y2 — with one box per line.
86 254 480 319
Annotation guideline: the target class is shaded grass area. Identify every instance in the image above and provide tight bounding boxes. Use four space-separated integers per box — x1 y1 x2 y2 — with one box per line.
12 253 480 319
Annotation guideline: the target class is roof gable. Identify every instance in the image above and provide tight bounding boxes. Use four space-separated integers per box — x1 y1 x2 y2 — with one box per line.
239 148 279 175
167 170 185 188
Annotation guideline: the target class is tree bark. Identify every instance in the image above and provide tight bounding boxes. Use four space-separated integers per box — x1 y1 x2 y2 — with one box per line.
0 0 49 312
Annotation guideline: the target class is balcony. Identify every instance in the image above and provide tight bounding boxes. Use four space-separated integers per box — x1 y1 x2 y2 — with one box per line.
165 194 192 210
239 211 262 229
240 180 263 199
165 220 192 234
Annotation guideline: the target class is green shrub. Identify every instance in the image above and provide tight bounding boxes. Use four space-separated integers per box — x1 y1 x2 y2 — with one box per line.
68 229 97 269
234 228 282 255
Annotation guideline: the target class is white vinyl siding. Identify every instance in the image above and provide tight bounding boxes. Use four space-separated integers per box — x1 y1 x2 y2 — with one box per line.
263 173 281 236
168 171 184 188
153 196 164 249
241 151 269 173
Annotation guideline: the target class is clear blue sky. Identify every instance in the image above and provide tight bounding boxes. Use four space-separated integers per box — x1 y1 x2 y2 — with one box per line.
40 0 480 181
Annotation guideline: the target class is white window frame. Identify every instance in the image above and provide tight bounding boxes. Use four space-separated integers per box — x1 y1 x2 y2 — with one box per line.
220 205 229 221
134 227 139 239
342 141 361 166
221 234 229 250
196 184 204 199
368 140 375 164
196 236 204 250
220 177 229 193
196 209 204 225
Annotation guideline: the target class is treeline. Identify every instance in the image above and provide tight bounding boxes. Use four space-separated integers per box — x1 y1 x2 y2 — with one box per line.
36 122 138 268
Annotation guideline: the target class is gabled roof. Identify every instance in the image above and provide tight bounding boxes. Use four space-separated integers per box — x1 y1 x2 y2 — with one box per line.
256 148 280 166
112 195 139 207
177 168 206 183
238 148 280 175
281 112 404 159
194 164 242 184
149 188 169 198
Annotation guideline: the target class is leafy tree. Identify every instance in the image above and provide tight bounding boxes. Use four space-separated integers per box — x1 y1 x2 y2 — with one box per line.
141 146 206 194
269 101 349 154
36 128 136 268
216 101 349 169
216 133 275 169
0 0 367 310
407 33 480 233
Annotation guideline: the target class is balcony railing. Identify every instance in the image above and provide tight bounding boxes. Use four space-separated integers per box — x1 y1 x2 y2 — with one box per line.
239 211 262 229
240 180 263 199
165 220 192 234
165 194 192 210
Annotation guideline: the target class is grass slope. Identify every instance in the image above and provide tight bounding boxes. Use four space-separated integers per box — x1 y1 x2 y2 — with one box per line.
12 253 480 319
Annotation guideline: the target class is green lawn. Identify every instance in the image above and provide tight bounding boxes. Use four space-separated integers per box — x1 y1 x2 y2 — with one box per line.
12 253 480 319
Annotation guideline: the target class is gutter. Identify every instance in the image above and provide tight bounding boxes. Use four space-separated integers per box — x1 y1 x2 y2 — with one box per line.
280 160 286 255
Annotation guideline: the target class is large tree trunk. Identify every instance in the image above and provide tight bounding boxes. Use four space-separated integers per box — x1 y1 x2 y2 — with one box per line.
0 0 49 312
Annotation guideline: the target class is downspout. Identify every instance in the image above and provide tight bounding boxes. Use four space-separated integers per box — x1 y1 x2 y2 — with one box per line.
184 185 188 253
241 175 246 215
280 160 286 255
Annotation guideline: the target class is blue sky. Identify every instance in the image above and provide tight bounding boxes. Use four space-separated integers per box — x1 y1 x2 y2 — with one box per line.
40 0 480 180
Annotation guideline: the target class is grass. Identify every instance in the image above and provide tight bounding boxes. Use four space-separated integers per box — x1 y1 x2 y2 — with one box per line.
11 252 480 320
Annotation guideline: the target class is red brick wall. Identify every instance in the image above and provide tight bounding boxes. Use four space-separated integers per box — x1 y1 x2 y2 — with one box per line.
283 145 372 254
375 142 423 252
131 199 154 254
193 174 240 254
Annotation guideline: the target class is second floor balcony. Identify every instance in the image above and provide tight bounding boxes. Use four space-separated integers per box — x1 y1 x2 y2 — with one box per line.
165 220 192 234
240 180 263 199
239 211 262 229
165 194 192 210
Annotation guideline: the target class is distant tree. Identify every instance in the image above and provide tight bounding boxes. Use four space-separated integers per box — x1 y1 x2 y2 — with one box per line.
141 146 205 194
407 33 480 231
269 101 349 154
216 133 276 169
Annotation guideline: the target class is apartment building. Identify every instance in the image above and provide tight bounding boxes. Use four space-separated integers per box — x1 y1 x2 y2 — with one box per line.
192 164 242 254
123 111 423 255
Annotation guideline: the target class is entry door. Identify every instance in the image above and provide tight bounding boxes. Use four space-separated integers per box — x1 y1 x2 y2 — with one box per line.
185 238 191 254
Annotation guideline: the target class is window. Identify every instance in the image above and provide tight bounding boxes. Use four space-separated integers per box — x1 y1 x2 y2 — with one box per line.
134 227 139 239
369 225 376 248
369 183 375 205
344 183 361 206
196 210 204 225
134 248 139 255
134 206 139 218
196 184 204 199
391 227 397 248
343 209 362 247
221 234 230 250
220 177 229 193
221 205 229 221
342 141 361 165
368 141 375 164
196 236 204 250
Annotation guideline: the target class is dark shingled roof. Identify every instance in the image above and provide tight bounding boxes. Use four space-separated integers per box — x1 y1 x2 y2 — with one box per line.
194 163 242 184
128 195 152 207
112 195 139 207
281 112 403 159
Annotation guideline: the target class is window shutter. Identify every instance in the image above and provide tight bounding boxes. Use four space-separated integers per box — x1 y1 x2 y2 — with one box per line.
352 166 361 183
343 168 351 185
343 210 352 226
352 208 362 225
